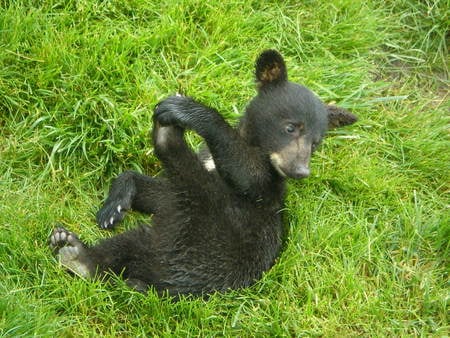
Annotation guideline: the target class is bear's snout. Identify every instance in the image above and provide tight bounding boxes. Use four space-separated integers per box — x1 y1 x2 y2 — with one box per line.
291 164 310 179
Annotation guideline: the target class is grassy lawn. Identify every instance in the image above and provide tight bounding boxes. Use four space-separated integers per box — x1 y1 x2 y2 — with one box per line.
1 0 448 336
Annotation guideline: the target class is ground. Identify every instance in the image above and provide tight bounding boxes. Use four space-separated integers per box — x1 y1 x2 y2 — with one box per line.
0 0 448 336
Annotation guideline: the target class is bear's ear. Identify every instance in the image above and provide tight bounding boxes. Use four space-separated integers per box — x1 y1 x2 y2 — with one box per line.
326 105 358 129
255 50 287 88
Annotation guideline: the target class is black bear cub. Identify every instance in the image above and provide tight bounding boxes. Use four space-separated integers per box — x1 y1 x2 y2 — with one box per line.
50 50 356 296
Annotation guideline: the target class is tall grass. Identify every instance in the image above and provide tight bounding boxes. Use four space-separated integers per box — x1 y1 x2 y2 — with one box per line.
1 0 448 336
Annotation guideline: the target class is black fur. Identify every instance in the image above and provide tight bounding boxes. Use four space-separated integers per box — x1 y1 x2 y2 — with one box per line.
50 50 357 297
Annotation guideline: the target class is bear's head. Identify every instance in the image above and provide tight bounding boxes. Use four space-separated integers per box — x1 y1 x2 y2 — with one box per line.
241 50 357 179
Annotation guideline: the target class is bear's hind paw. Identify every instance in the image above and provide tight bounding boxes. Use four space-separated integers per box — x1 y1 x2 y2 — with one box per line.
50 227 93 279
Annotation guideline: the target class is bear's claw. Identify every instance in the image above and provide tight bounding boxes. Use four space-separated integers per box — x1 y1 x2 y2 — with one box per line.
96 202 127 229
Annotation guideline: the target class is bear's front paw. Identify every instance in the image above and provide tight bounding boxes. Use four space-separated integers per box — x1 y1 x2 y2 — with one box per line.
96 200 128 229
154 95 198 128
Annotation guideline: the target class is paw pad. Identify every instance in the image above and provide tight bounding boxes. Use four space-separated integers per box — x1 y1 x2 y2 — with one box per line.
49 226 92 278
50 227 80 249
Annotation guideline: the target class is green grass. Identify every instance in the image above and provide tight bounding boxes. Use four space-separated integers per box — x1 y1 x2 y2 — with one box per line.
1 0 448 336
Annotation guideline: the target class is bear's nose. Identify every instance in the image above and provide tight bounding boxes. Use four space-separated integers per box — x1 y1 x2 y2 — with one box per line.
292 165 310 179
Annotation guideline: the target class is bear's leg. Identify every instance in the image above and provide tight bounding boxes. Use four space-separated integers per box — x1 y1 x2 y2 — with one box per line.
50 226 154 291
154 96 269 197
96 171 171 229
98 122 208 230
152 121 208 181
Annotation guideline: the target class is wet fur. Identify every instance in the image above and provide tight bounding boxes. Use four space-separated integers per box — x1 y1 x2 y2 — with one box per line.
50 50 357 297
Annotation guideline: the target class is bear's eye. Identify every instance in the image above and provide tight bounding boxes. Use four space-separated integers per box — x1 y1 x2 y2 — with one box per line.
285 123 304 135
285 123 296 134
